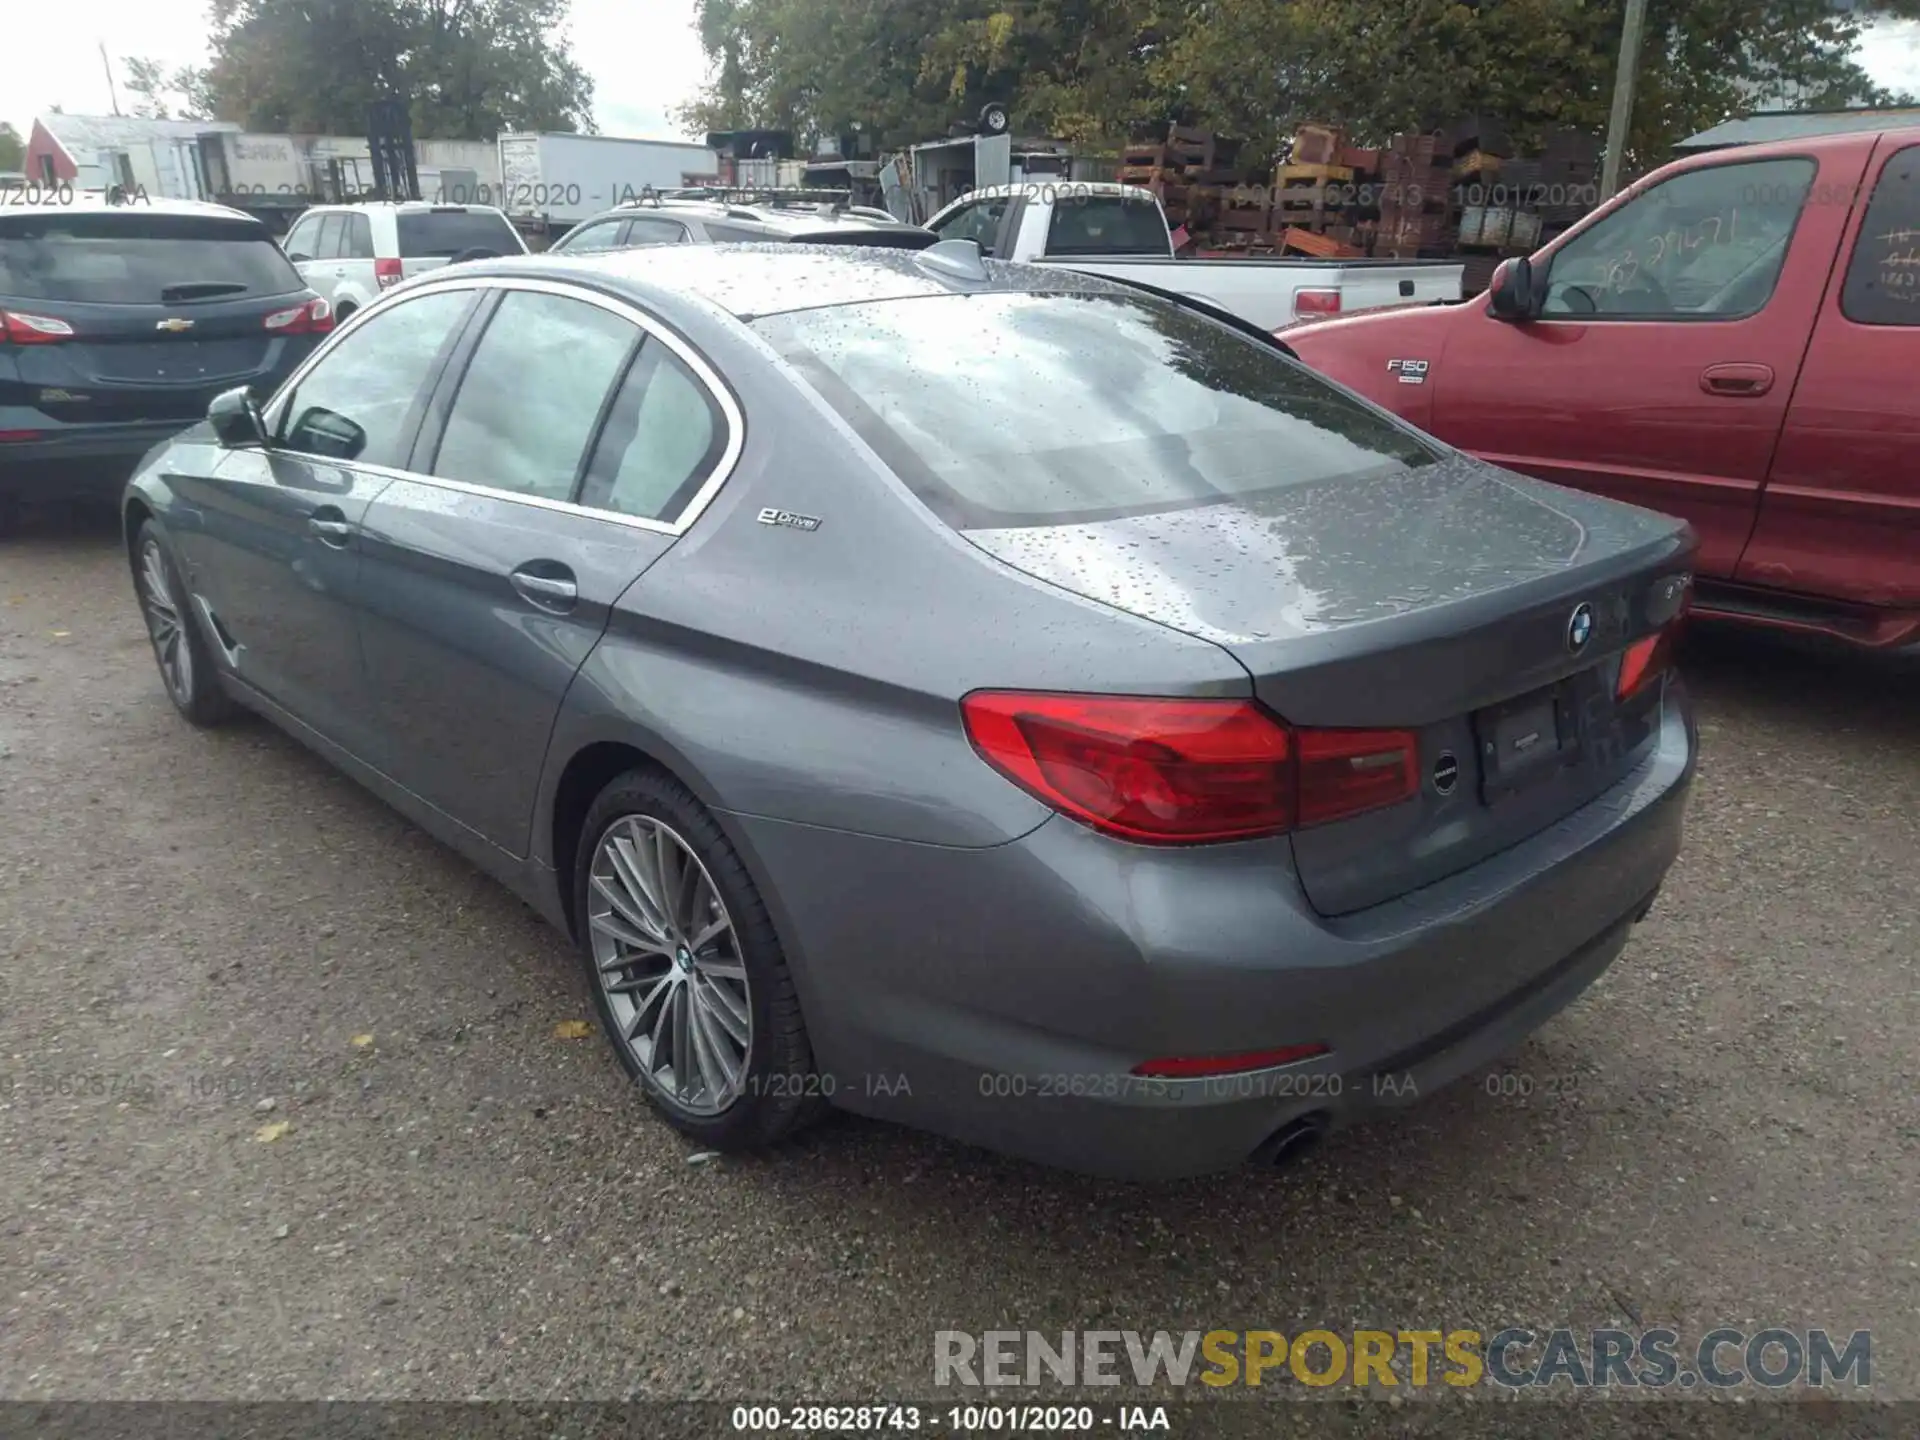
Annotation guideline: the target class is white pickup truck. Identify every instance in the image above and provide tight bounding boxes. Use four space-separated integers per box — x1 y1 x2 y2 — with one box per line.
925 182 1464 330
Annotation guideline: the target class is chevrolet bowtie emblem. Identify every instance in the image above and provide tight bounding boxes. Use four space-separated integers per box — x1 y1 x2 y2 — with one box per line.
155 318 195 332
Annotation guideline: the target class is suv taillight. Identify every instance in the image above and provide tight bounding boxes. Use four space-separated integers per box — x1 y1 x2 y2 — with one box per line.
960 692 1418 844
1 309 75 344
374 257 404 289
263 297 334 335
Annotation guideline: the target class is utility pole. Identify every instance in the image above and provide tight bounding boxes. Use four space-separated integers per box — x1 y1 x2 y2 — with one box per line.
100 42 122 117
1600 0 1650 200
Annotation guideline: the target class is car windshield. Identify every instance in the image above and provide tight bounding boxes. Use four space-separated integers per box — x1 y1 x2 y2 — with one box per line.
396 210 522 258
753 290 1438 529
0 212 304 303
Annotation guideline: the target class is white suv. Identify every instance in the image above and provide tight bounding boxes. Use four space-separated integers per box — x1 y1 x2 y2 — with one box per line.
281 202 527 319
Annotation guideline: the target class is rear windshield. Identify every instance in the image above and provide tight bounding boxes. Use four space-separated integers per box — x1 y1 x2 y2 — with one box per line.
791 228 938 250
0 212 304 303
754 290 1438 529
1043 196 1173 256
396 209 522 258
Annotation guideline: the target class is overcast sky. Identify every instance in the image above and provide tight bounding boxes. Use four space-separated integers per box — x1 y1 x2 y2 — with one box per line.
7 1 1919 146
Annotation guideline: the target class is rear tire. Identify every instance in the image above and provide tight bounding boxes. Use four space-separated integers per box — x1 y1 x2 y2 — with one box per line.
573 768 824 1151
132 521 234 727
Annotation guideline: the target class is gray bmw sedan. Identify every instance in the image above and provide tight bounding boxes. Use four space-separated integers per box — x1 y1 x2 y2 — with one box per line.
122 240 1696 1180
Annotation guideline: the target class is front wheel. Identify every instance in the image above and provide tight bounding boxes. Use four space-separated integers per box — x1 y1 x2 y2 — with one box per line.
574 768 824 1150
133 521 234 727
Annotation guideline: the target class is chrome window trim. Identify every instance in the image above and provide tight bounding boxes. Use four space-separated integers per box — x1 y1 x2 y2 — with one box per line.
262 273 746 538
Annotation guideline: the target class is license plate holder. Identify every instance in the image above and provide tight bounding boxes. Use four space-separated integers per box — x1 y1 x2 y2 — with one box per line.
1474 682 1575 804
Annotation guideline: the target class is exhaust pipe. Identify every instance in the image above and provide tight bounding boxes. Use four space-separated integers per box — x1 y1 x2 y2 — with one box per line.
1252 1112 1331 1170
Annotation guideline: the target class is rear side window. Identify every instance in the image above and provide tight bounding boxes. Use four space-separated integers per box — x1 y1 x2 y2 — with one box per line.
396 209 522 258
0 212 305 303
1043 196 1171 256
1842 144 1920 325
755 290 1437 530
343 214 375 260
432 291 637 501
703 222 777 243
276 288 475 467
578 345 727 523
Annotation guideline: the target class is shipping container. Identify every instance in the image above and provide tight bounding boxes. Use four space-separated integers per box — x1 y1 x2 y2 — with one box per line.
495 133 722 223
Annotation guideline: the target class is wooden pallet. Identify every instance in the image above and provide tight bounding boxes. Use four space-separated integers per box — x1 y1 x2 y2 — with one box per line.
1278 225 1361 258
1216 204 1272 232
1274 163 1355 185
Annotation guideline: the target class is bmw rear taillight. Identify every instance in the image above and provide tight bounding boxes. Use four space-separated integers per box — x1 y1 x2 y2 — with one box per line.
960 692 1419 844
1618 626 1679 700
1 309 75 344
1293 289 1342 320
374 257 404 289
264 297 334 335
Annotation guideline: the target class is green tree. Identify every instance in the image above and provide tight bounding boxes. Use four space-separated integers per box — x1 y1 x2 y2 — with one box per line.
200 0 594 139
124 56 214 120
0 123 25 172
686 0 1920 167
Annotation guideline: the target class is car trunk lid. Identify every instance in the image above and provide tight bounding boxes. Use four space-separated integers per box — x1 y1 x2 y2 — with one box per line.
966 456 1695 914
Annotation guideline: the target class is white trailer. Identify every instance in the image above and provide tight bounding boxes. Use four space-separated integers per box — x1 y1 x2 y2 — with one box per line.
495 133 722 224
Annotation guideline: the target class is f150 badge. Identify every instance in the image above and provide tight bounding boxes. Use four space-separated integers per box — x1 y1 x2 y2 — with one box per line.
1387 358 1430 385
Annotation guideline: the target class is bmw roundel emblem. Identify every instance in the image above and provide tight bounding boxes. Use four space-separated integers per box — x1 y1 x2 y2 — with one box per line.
1567 603 1595 655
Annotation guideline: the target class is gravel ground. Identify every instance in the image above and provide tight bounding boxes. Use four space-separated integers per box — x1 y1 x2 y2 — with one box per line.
1 508 1915 1417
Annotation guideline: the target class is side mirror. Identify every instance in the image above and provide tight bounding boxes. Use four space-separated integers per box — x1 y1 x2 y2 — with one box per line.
1487 256 1539 322
208 387 267 449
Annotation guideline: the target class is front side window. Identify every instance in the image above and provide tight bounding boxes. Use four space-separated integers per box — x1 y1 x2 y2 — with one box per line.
578 345 726 523
932 199 1009 254
431 291 637 501
314 214 347 261
1842 143 1920 326
282 215 322 261
553 220 627 253
275 289 475 466
1541 157 1815 319
755 290 1437 530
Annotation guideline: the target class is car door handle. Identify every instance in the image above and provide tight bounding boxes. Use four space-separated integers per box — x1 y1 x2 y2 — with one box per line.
1701 363 1775 397
308 511 355 547
510 568 578 611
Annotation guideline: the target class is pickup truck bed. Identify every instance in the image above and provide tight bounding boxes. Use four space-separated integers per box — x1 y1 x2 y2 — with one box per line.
925 183 1464 331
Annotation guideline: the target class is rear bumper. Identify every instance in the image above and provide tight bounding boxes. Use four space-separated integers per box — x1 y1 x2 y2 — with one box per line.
0 422 189 500
726 684 1696 1181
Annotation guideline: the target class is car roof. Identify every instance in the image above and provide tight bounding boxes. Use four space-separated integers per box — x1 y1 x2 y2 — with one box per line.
949 181 1152 204
300 201 512 216
460 241 1131 322
590 197 921 233
0 193 266 224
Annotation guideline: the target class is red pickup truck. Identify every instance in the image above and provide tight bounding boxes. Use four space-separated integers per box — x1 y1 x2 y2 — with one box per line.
1285 127 1920 649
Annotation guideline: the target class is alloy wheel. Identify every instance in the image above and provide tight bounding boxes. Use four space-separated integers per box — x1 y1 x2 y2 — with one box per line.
587 815 752 1115
138 538 193 704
